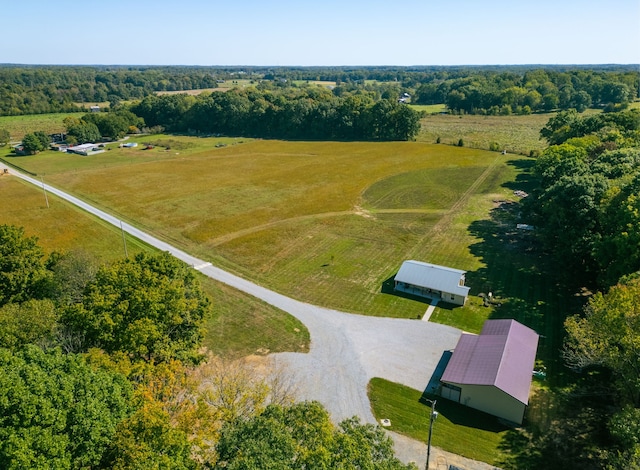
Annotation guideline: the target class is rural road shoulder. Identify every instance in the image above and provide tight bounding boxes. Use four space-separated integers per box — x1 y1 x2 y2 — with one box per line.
3 164 497 469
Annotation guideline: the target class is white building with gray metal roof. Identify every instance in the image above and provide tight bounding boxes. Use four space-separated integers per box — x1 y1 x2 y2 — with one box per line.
394 260 470 305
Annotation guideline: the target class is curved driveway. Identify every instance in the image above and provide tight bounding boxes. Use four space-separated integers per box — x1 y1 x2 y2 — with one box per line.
3 164 467 462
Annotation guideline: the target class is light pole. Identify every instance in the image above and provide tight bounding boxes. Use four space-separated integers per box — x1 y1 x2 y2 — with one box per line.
424 398 438 470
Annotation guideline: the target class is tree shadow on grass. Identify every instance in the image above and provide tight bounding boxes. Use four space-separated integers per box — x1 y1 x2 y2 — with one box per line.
501 158 537 194
460 158 593 462
464 179 585 382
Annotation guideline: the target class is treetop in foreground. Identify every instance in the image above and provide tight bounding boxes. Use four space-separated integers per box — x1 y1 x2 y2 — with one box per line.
62 251 210 363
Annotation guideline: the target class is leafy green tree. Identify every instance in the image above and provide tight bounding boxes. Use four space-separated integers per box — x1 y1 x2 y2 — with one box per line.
0 128 10 146
601 82 633 106
523 90 542 110
34 131 50 149
0 346 135 469
82 110 143 140
595 173 640 285
540 81 560 110
609 405 640 453
49 249 98 305
214 401 415 469
533 172 609 277
21 132 47 154
572 90 592 112
540 109 580 145
66 121 101 144
105 402 196 470
564 276 640 405
533 143 588 185
62 252 210 362
0 225 52 306
0 299 58 350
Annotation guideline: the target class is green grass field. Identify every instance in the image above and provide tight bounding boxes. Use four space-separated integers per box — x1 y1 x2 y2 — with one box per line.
416 113 549 155
0 176 308 359
368 378 509 465
1 112 574 370
409 104 447 114
5 140 514 321
0 113 84 141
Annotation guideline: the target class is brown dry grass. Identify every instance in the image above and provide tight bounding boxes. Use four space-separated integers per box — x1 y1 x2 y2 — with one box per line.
417 113 550 155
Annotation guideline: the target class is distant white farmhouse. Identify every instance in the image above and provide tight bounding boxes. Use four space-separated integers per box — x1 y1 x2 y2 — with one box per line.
394 260 470 305
440 319 539 424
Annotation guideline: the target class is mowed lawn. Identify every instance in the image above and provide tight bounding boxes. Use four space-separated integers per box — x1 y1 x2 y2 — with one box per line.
6 139 518 322
0 176 309 359
368 378 510 466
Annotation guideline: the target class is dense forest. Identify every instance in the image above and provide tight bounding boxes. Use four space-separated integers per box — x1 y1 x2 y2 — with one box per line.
413 68 638 114
525 108 640 287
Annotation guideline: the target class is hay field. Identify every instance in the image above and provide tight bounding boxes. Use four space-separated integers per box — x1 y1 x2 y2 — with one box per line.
0 175 308 359
8 138 520 320
0 113 84 141
417 113 549 155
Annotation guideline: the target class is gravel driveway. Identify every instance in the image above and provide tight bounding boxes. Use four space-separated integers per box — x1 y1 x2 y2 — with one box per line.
190 262 458 422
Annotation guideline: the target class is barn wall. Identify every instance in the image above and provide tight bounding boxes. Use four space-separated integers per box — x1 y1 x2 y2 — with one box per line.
446 383 526 424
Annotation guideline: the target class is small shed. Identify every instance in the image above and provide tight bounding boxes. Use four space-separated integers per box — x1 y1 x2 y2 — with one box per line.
394 260 470 305
440 319 539 424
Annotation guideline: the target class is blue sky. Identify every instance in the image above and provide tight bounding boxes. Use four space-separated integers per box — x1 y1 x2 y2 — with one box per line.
4 0 639 65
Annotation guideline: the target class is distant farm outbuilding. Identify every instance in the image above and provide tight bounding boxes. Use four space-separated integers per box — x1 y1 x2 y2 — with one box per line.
393 260 470 306
66 143 105 156
440 319 539 424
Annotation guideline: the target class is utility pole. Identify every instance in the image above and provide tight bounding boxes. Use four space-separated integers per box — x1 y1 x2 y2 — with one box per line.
120 221 128 258
40 176 49 208
424 399 437 470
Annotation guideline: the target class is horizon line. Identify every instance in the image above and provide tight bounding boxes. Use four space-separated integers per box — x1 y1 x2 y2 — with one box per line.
1 63 638 68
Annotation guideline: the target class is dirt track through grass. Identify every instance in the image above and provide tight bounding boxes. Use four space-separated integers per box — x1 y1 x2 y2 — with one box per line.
7 139 516 319
403 153 503 262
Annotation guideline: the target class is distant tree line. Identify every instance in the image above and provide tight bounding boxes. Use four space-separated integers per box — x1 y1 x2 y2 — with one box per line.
0 66 221 115
131 86 422 141
1 64 636 117
413 69 638 114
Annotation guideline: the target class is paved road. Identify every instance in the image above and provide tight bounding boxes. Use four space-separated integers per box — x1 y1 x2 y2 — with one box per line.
3 164 497 469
